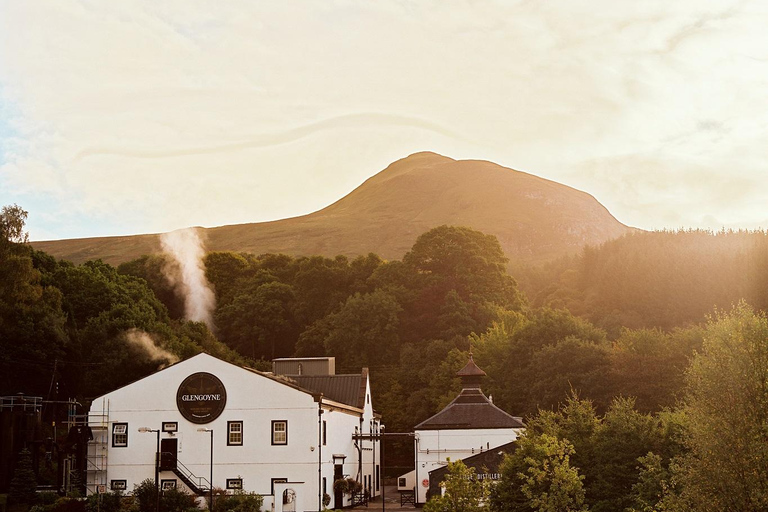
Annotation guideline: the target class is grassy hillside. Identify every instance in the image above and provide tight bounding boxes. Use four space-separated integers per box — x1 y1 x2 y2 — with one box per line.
32 152 635 265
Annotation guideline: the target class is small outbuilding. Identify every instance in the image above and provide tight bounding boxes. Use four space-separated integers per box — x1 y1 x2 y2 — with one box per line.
410 354 524 504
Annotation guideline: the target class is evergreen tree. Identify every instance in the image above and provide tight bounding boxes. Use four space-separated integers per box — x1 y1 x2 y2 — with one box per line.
9 448 37 505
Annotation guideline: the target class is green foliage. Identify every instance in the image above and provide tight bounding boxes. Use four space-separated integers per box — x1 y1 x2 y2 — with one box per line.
30 496 87 512
118 254 186 319
0 207 67 394
215 279 296 360
9 448 37 505
212 489 264 512
159 487 197 512
424 460 489 512
669 303 768 511
492 434 587 512
297 290 402 368
332 478 361 497
404 225 521 308
473 308 610 416
84 491 122 512
609 327 703 412
522 393 682 512
132 479 158 512
529 229 768 334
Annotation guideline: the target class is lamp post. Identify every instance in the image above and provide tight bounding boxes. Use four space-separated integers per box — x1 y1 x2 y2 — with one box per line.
197 428 214 510
138 427 160 512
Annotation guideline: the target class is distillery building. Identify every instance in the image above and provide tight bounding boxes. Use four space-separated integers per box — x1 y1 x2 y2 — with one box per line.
85 353 381 512
403 354 524 504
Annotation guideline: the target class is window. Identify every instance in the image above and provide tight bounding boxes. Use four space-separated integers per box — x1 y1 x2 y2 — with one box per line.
111 480 127 491
161 480 177 490
228 421 243 446
112 423 128 447
162 422 178 433
226 478 243 490
271 478 288 496
322 420 327 446
376 465 380 491
272 420 287 445
398 477 406 487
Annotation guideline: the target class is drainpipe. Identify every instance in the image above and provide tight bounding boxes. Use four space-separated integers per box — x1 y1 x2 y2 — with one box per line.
358 417 364 487
316 394 324 512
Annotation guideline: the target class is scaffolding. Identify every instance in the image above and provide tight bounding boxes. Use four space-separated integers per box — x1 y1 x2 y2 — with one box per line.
66 398 109 495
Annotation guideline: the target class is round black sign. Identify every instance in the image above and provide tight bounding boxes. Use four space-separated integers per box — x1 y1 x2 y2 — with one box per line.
176 372 227 424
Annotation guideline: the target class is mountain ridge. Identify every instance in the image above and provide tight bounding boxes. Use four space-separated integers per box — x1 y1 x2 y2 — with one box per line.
31 152 637 265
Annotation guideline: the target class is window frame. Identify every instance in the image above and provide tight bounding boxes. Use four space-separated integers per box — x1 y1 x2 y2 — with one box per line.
271 420 288 445
227 420 243 446
226 478 243 490
111 480 127 491
161 479 177 491
112 423 128 448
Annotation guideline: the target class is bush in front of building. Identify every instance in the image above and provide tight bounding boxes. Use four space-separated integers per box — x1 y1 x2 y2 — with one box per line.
84 491 123 512
29 497 86 512
130 480 197 512
212 489 263 512
423 460 490 512
159 488 197 512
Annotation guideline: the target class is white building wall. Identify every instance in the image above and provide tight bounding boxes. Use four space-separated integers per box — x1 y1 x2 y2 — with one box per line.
87 354 379 512
318 379 380 509
414 427 522 503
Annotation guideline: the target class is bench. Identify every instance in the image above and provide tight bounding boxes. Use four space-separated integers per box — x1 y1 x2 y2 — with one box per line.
351 492 369 507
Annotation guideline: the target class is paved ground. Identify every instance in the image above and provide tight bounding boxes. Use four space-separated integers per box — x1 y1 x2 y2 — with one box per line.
351 486 417 511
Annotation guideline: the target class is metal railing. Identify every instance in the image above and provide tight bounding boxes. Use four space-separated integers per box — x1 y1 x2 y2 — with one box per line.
174 458 211 492
0 395 42 412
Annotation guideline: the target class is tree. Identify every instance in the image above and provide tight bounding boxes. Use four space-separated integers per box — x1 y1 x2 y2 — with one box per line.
424 460 489 512
215 280 296 360
491 434 587 512
9 448 37 505
0 203 29 246
118 254 186 319
403 225 522 308
0 206 67 395
296 290 402 369
400 226 525 344
670 303 768 511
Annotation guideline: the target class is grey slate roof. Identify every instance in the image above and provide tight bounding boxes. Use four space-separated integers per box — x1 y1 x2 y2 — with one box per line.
415 355 523 430
414 387 524 430
289 368 368 409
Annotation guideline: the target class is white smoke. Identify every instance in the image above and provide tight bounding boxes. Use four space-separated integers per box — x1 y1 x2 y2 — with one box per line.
160 227 216 329
124 329 180 368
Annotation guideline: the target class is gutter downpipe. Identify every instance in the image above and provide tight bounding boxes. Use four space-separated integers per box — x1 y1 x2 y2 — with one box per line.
316 393 324 512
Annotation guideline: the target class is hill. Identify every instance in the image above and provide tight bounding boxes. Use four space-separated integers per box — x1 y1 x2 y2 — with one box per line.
31 152 635 265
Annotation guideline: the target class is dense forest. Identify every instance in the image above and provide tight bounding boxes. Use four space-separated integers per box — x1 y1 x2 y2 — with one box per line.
3 203 768 511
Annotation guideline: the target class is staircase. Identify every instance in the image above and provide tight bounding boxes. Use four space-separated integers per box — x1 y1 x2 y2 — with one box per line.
170 459 210 496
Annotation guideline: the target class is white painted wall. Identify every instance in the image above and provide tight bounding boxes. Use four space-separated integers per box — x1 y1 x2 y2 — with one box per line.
86 353 380 512
413 427 522 503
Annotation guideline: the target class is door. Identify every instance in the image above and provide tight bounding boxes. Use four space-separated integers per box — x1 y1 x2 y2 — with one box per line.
159 438 178 471
334 464 343 507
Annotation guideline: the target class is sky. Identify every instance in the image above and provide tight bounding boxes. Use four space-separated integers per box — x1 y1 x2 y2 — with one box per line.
1 0 767 241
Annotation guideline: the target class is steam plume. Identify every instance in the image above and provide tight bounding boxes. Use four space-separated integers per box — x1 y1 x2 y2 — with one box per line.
124 329 180 368
160 227 216 329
